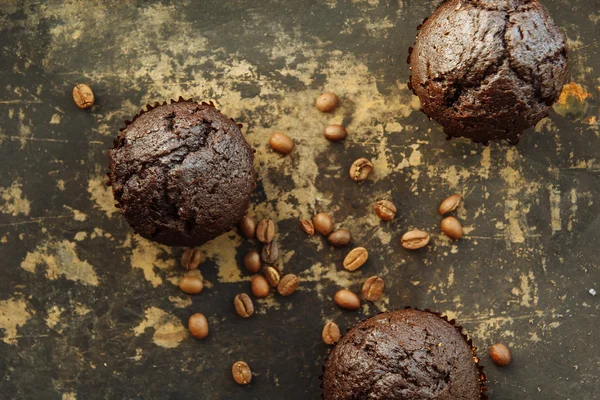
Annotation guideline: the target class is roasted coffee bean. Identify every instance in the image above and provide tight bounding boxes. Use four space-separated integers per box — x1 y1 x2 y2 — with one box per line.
232 361 252 385
489 343 512 367
181 248 203 270
251 275 270 298
334 289 361 310
316 92 339 113
179 276 204 295
322 321 341 345
263 266 281 287
234 293 254 318
401 230 430 250
243 251 262 274
261 241 279 264
277 274 299 296
256 219 276 243
324 124 347 141
343 247 368 271
328 229 352 247
439 194 462 215
313 212 333 236
441 216 463 240
373 200 396 221
188 313 209 339
239 215 257 238
349 158 374 182
269 132 295 155
299 219 315 235
72 84 94 109
361 276 384 301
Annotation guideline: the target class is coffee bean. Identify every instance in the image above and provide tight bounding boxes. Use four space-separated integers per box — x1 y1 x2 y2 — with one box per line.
261 241 279 264
263 266 281 287
313 213 333 235
188 313 209 339
72 84 94 109
349 158 374 182
256 219 276 243
343 247 368 271
328 229 352 247
181 248 203 270
299 219 315 235
251 275 270 298
316 92 339 113
322 321 341 345
232 361 252 385
234 293 254 318
439 194 462 215
489 343 512 367
324 124 347 141
269 132 295 155
441 216 463 240
179 276 204 295
239 215 257 238
277 274 299 296
243 251 262 274
373 200 396 221
401 230 430 250
361 276 384 301
334 289 361 310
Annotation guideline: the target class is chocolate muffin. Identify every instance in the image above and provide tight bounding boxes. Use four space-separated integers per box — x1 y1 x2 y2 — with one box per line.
409 0 568 144
107 98 257 247
322 309 486 399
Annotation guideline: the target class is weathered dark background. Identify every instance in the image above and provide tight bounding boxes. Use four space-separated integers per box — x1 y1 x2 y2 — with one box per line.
1 0 599 399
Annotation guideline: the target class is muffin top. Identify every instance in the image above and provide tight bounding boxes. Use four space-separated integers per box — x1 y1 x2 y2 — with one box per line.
108 100 256 247
322 309 484 400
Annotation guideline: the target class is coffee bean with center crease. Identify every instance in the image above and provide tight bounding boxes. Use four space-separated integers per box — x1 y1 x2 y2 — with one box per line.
328 229 352 247
334 289 361 310
188 313 209 339
489 343 512 367
316 92 339 113
349 158 374 182
322 321 341 345
277 274 299 296
269 132 295 155
439 194 462 215
232 361 252 385
243 251 261 274
234 293 254 318
313 213 333 235
401 230 430 250
373 200 396 221
72 84 94 109
181 248 203 270
179 276 204 294
263 266 281 287
324 124 347 141
441 216 463 240
251 275 270 298
261 241 279 264
256 219 276 243
361 276 384 301
239 215 257 238
343 247 368 271
299 219 315 235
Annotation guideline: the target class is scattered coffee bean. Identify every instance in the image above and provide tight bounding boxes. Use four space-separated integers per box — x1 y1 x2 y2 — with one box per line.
277 274 299 296
489 343 512 367
316 92 339 113
439 194 462 215
251 275 270 298
349 158 374 182
188 313 209 339
263 266 281 287
343 247 368 271
334 289 361 310
239 215 257 238
181 248 203 270
269 132 295 155
361 276 384 301
234 293 254 318
373 200 397 221
401 230 430 250
243 251 262 274
322 321 341 345
72 84 94 109
232 361 252 385
324 124 347 141
328 229 352 247
299 219 315 235
313 212 334 235
179 276 204 295
261 241 279 264
256 218 276 243
441 216 463 240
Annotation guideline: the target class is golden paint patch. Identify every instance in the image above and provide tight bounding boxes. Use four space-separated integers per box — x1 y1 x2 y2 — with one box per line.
0 297 34 345
132 307 187 348
0 180 31 216
87 174 117 217
130 237 176 288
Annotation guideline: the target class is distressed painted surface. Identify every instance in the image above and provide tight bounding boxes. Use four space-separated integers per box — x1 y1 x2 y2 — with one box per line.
0 0 599 399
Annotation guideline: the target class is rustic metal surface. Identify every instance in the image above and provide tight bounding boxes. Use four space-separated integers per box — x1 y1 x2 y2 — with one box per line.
1 1 599 399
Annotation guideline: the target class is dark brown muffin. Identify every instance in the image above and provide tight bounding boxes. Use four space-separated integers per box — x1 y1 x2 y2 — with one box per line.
409 0 568 144
107 98 256 247
322 309 486 400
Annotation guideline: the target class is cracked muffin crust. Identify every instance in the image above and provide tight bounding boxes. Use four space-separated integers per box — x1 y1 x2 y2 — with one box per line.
322 309 486 400
107 99 256 247
408 0 568 144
